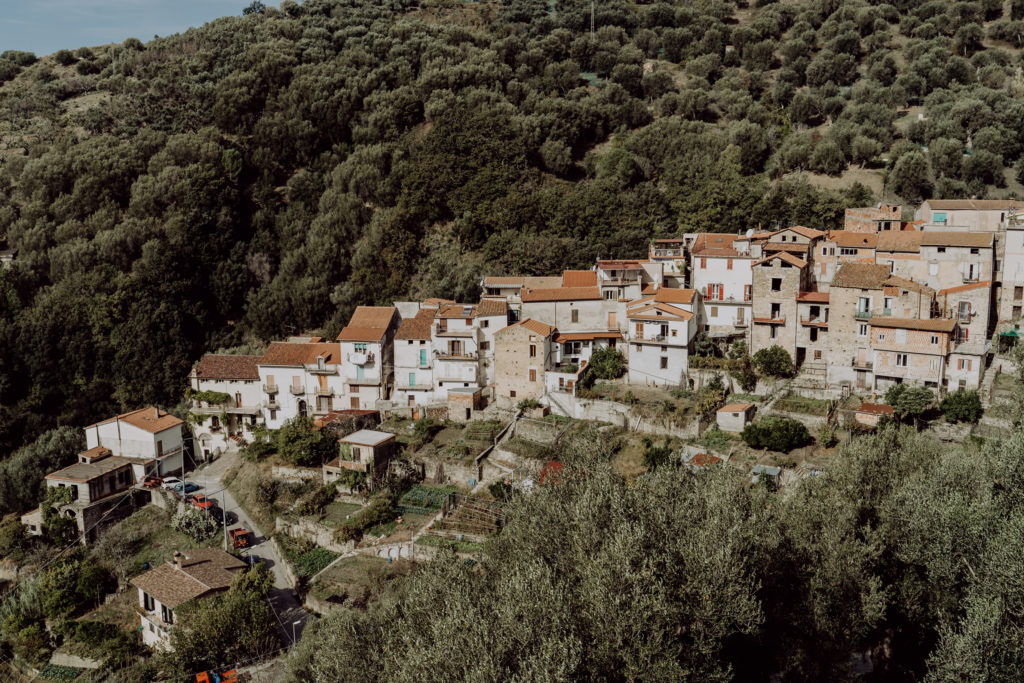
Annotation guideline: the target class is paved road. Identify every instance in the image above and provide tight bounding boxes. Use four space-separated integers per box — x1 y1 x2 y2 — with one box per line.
186 450 311 646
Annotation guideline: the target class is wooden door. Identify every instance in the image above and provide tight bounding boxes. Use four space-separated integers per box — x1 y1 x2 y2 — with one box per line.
350 396 360 409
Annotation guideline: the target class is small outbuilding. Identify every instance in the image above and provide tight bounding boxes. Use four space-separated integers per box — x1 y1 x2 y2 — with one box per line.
751 464 782 489
716 403 756 432
854 402 894 427
323 429 396 486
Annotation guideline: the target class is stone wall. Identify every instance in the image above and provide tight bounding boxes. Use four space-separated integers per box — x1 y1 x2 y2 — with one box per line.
515 417 564 445
268 535 300 589
271 465 322 483
275 517 355 555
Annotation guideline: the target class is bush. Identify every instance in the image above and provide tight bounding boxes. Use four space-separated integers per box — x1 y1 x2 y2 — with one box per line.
817 422 837 448
53 50 76 66
753 346 793 377
171 508 218 541
516 398 542 411
885 383 933 421
741 417 811 452
642 439 674 470
588 346 626 379
298 484 337 517
277 417 338 467
731 365 758 392
940 389 982 424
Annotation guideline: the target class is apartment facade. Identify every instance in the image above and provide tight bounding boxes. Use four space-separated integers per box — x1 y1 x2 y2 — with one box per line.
337 306 398 409
625 300 695 386
494 319 557 408
188 354 262 456
257 341 345 429
85 408 184 478
750 252 808 360
689 233 754 339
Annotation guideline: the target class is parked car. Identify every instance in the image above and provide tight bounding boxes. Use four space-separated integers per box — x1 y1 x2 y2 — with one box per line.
188 495 213 511
196 669 238 683
160 476 182 491
209 508 235 525
142 475 163 489
228 527 249 549
173 481 200 495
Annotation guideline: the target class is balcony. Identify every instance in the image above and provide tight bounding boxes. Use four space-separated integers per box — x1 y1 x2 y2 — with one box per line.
348 352 375 366
601 276 640 286
800 317 827 327
881 307 892 316
733 318 748 327
436 352 478 360
305 363 338 375
435 324 475 337
753 316 786 325
962 274 980 284
651 248 683 257
852 357 873 370
316 387 334 397
264 398 280 410
396 383 433 391
854 309 872 321
288 385 305 395
263 383 278 394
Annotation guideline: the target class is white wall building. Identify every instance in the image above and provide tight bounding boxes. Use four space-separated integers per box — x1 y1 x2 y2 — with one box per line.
689 233 753 341
393 308 436 408
85 408 184 478
337 306 398 410
187 354 263 458
625 299 696 386
257 341 345 430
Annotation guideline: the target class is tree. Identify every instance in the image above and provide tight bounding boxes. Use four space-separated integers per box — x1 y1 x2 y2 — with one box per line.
696 374 727 418
890 151 933 201
884 383 934 422
753 346 793 377
939 389 982 424
276 417 339 467
741 416 811 452
171 508 218 542
587 346 626 380
242 1 266 15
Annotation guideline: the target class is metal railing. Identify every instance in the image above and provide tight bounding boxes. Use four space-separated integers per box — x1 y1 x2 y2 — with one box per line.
288 385 304 395
852 357 873 369
263 383 278 394
854 309 872 320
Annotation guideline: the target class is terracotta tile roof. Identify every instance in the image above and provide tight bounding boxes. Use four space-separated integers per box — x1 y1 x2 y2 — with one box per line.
627 302 694 321
796 291 830 303
883 275 933 295
596 260 645 270
876 232 925 253
520 286 602 302
395 309 435 340
476 298 508 317
869 316 956 332
763 243 810 254
920 232 993 248
719 403 754 412
423 297 455 305
554 331 622 342
523 276 564 289
687 452 722 466
90 407 183 434
46 455 134 483
692 233 742 257
858 402 894 415
653 238 685 244
483 277 524 287
260 342 341 366
192 354 261 381
832 264 892 289
779 225 826 239
937 280 993 296
827 231 879 248
337 306 396 342
752 252 807 268
926 199 1024 210
499 318 555 337
562 270 598 287
131 549 246 609
655 288 696 305
437 304 477 319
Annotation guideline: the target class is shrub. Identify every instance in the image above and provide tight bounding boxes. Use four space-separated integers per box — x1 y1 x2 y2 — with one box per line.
642 439 674 469
817 422 837 448
885 383 933 421
53 50 76 66
588 346 626 379
731 365 758 392
940 389 982 424
413 417 442 440
516 398 542 411
171 508 218 541
277 417 338 467
298 484 338 517
253 478 278 507
753 346 793 377
741 417 811 452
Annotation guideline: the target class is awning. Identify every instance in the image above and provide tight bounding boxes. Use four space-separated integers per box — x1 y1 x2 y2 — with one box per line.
1000 329 1020 338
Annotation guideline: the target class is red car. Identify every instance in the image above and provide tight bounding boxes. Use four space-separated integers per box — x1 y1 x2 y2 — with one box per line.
189 495 213 511
142 475 162 489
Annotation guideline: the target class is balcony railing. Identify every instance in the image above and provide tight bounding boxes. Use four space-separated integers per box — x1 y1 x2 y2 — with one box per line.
854 309 872 321
651 249 683 257
881 307 892 316
962 274 980 283
800 317 827 327
436 352 478 360
316 387 334 397
852 357 873 369
733 318 748 327
263 383 278 394
753 316 786 325
288 385 304 395
264 398 280 410
305 364 338 375
396 383 433 391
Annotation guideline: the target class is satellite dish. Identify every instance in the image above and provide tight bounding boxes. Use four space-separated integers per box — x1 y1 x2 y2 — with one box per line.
746 228 754 238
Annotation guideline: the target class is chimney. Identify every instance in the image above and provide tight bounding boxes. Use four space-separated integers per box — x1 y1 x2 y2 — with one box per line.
173 551 182 569
153 407 159 419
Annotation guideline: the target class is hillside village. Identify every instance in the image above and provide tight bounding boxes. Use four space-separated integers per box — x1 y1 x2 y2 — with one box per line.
8 198 1024 679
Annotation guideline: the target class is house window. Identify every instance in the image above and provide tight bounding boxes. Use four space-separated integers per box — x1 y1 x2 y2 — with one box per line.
771 278 782 292
813 350 822 360
529 369 537 382
482 320 489 328
409 373 416 387
929 358 938 370
407 340 413 345
1014 306 1022 318
529 345 536 358
660 357 668 369
743 285 752 302
858 324 868 337
270 410 277 421
571 309 579 323
143 593 154 612
354 343 367 352
671 329 677 337
878 333 886 341
510 391 516 398
700 258 707 269
958 301 971 321
959 359 973 371
710 307 718 318
929 262 938 276
930 335 939 345
896 354 908 367
770 326 777 339
480 341 490 351
1015 287 1023 301
161 604 174 625
970 248 979 254
937 247 946 253
604 290 616 300
840 248 857 256
727 258 733 270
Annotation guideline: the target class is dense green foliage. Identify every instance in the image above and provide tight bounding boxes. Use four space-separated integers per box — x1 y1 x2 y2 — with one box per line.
289 420 1024 681
752 345 794 378
6 0 1000 460
940 388 983 423
741 415 811 452
0 427 82 516
277 416 339 467
586 346 626 380
885 382 934 421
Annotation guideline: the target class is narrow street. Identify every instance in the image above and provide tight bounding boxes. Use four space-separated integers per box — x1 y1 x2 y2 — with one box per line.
186 449 311 647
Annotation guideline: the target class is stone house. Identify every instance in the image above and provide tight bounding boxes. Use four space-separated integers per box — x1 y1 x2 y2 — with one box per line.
815 231 878 288
751 251 808 362
520 271 612 334
717 403 755 432
844 204 902 233
131 549 247 649
870 317 955 391
494 319 557 409
796 291 830 371
337 306 399 410
188 354 263 457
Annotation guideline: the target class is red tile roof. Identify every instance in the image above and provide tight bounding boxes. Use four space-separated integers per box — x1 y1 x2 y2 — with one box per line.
520 286 602 302
89 407 183 433
876 232 926 253
597 260 645 270
437 304 477 319
627 302 694 321
869 316 956 332
476 298 508 317
925 199 1024 210
779 225 826 239
719 403 754 412
920 232 993 248
752 252 807 268
832 264 892 289
554 331 622 342
483 276 524 287
337 306 396 342
654 288 696 305
260 342 341 366
192 354 261 381
858 402 894 415
131 549 247 609
562 270 598 287
827 231 879 248
692 233 742 257
395 309 435 340
796 291 830 303
499 318 556 337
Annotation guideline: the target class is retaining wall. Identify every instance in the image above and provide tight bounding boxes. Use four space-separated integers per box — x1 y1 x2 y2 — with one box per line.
275 517 354 554
268 536 300 589
271 465 322 483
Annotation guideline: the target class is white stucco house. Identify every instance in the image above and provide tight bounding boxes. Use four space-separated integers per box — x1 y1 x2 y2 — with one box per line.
85 407 185 478
187 354 263 458
625 294 697 387
257 339 346 430
337 306 398 410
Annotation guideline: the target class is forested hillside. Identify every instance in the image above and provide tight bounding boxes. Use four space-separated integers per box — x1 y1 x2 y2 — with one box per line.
1 0 1023 466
